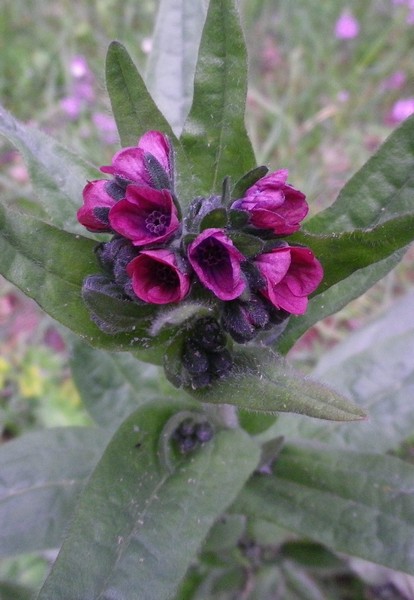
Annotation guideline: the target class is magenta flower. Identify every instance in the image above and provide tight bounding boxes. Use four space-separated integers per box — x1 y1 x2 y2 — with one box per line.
108 185 179 247
232 170 308 235
255 246 323 315
100 130 172 188
387 98 414 124
127 249 190 304
334 10 360 40
77 180 118 231
188 229 246 301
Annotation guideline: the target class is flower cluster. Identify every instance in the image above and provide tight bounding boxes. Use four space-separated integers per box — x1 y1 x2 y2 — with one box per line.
78 130 323 387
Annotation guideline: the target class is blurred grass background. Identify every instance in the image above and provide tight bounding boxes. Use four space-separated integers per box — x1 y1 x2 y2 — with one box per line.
1 0 414 593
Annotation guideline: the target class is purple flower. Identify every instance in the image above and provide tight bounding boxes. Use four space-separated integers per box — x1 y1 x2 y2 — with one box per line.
188 229 246 301
69 55 91 79
387 98 414 124
334 10 360 40
126 249 190 304
108 185 179 247
255 246 323 315
92 112 118 144
232 170 308 235
77 180 118 232
381 70 406 91
100 130 172 188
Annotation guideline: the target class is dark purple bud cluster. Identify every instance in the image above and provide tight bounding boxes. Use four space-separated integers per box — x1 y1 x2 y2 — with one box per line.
172 417 214 453
182 317 232 389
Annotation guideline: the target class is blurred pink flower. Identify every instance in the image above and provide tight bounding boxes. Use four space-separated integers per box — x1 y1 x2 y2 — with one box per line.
60 96 82 120
392 0 414 23
382 70 406 90
69 55 90 79
388 98 414 124
61 55 96 119
334 10 360 39
92 112 118 144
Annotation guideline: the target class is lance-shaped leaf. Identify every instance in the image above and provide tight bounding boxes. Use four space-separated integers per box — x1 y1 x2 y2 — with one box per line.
106 41 176 148
0 105 99 236
292 216 414 295
276 115 414 351
278 250 405 353
105 42 193 205
70 339 168 431
276 213 414 353
145 0 209 135
304 114 414 234
188 346 365 421
232 442 414 575
0 206 168 363
181 0 256 195
37 400 260 600
0 428 108 557
267 290 414 454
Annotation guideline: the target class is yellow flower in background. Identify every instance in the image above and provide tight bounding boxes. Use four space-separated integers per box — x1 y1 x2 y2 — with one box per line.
0 357 11 388
19 365 45 398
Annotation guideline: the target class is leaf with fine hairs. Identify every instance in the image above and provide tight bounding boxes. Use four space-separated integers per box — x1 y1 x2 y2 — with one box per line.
37 400 260 600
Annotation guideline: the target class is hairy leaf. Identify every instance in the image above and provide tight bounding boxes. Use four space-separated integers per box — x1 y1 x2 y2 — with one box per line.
305 114 414 234
0 105 99 236
0 207 171 363
181 0 256 195
0 428 108 556
278 250 405 353
37 400 260 600
70 339 167 430
268 291 414 454
233 442 414 575
188 346 365 421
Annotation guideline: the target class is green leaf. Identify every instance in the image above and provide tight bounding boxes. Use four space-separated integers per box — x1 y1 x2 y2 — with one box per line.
181 0 256 195
106 41 194 206
149 301 213 336
0 207 170 363
0 428 108 557
188 346 365 421
264 291 414 454
81 274 155 334
278 249 405 353
199 207 228 230
231 165 269 201
0 582 34 600
232 442 414 575
304 114 414 234
145 0 209 135
0 105 99 236
70 339 164 430
202 514 246 554
293 215 414 295
228 231 264 257
37 400 260 600
106 41 176 147
278 114 414 350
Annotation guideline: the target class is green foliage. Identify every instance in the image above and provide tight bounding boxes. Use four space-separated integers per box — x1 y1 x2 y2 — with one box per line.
180 0 256 194
232 442 414 575
188 346 365 420
0 428 108 556
37 401 260 600
70 338 171 431
0 106 99 236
